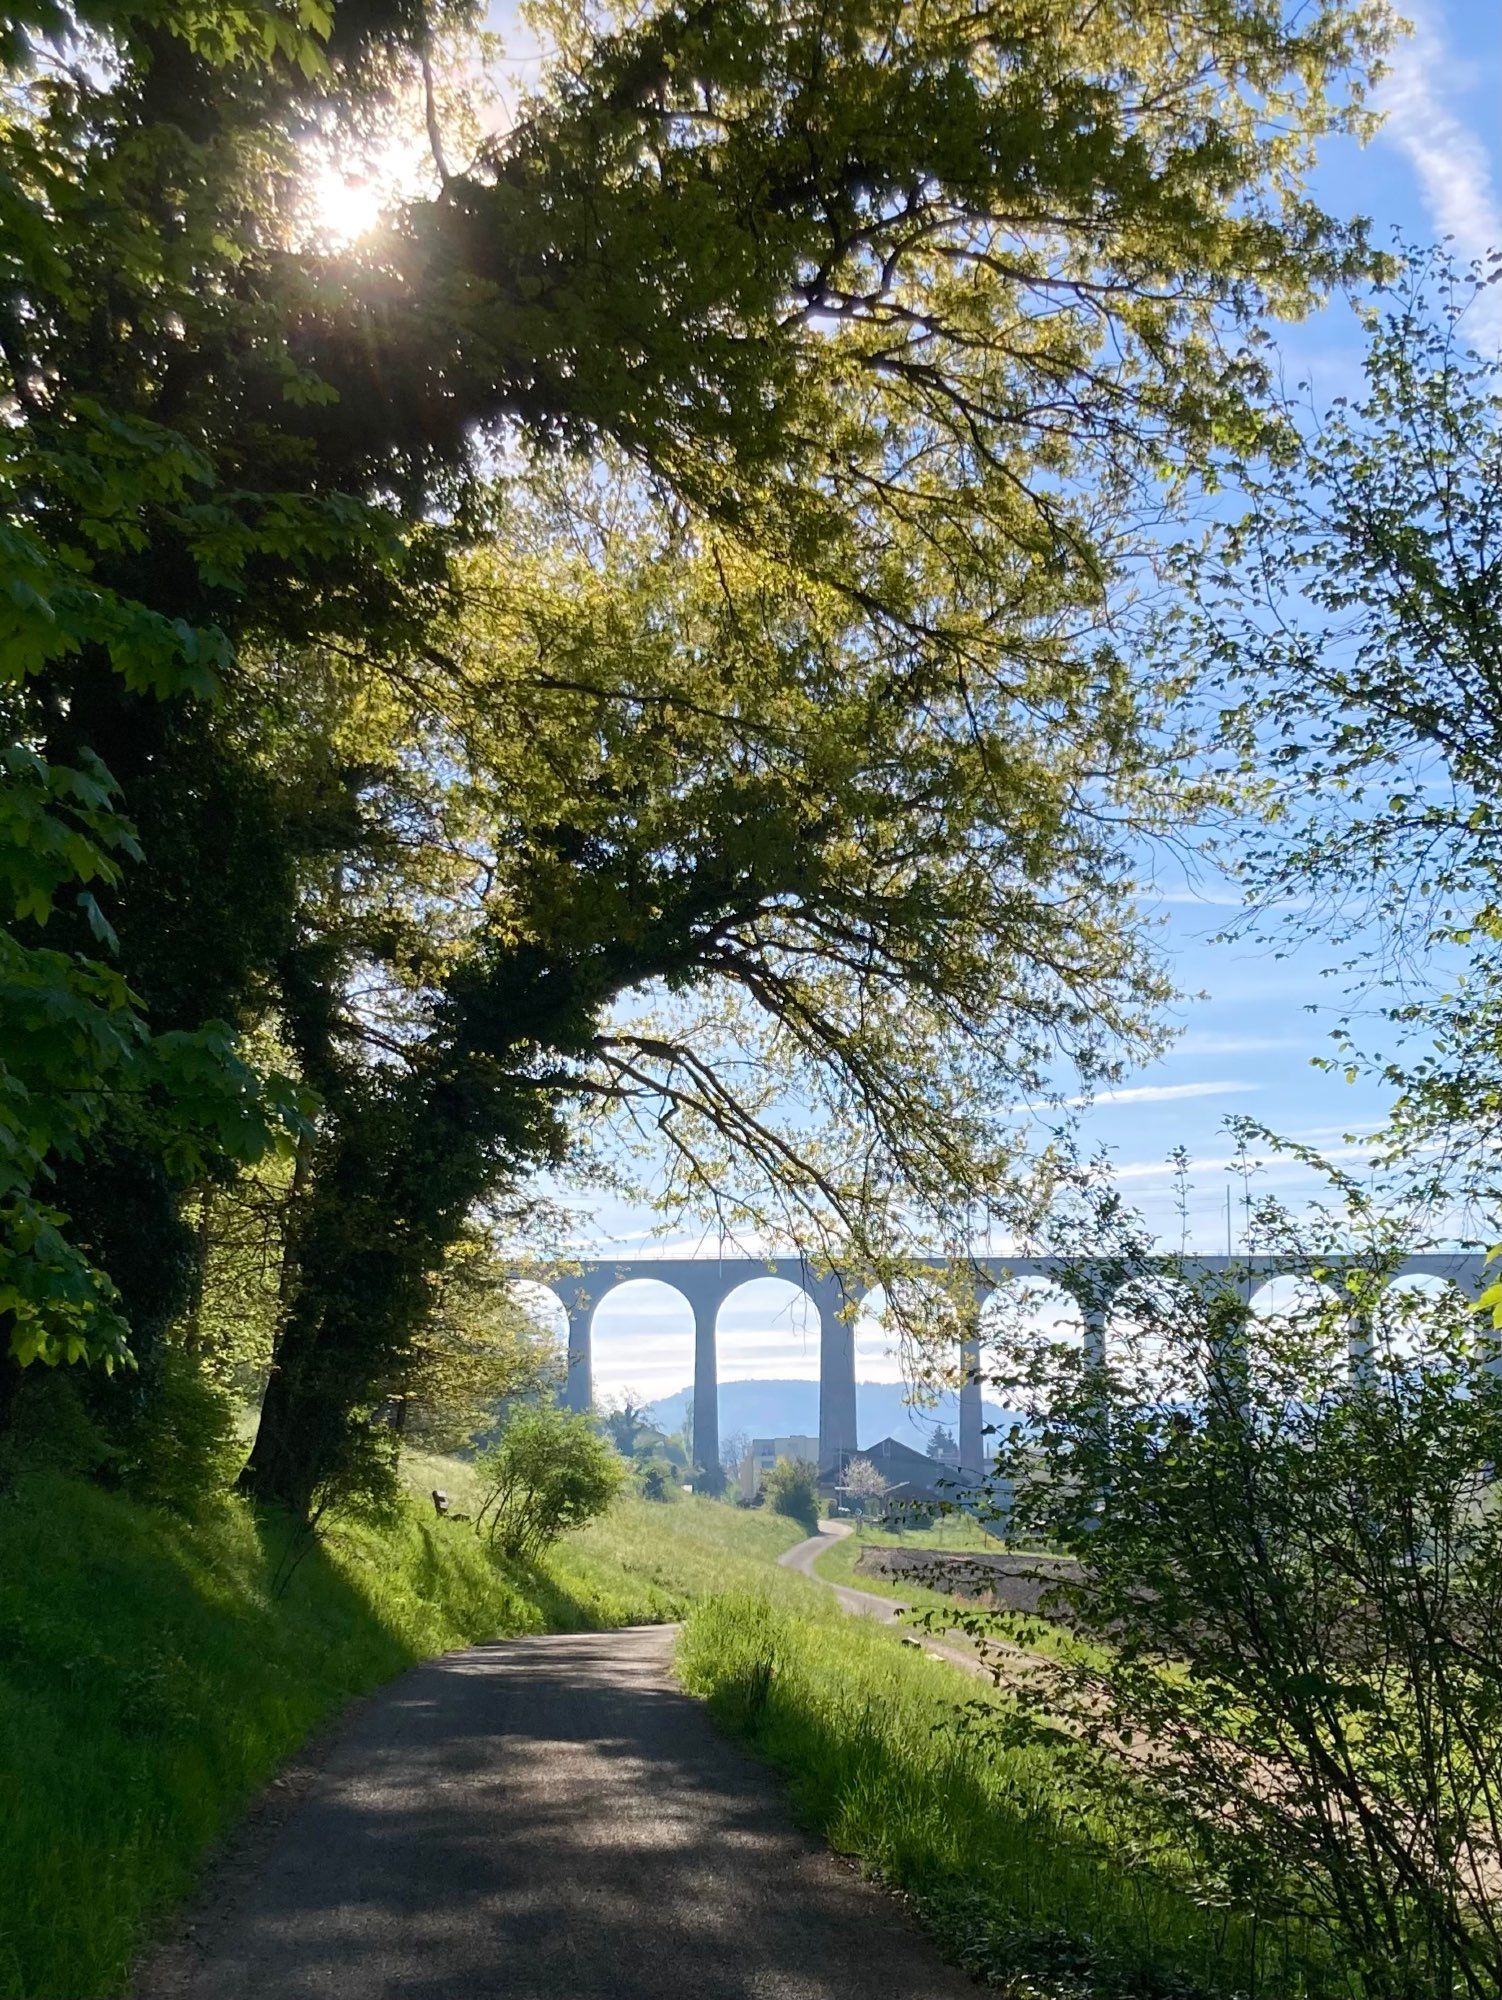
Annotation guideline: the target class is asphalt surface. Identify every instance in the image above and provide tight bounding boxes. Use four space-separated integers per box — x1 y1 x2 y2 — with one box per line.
779 1523 989 1679
135 1620 979 2000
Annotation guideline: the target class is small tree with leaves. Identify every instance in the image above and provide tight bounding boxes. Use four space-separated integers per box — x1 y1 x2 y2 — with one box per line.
473 1405 625 1563
762 1455 819 1534
957 1156 1502 2000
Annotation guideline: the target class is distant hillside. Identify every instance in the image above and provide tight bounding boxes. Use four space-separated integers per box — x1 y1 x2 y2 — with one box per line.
645 1378 1017 1456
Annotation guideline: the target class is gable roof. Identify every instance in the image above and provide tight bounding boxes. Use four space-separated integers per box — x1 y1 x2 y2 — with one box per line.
820 1435 964 1491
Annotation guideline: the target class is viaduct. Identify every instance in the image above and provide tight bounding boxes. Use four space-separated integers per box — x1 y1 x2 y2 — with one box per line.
522 1251 1491 1486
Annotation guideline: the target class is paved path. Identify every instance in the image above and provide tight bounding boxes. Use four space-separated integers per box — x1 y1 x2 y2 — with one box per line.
778 1523 991 1679
136 1624 978 2000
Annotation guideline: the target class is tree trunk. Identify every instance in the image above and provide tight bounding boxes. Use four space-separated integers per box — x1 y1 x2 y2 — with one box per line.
237 1088 471 1515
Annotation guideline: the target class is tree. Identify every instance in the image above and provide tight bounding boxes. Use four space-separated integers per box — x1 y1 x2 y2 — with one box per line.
971 1163 1502 2000
241 484 1199 1515
925 1426 959 1467
598 1391 655 1460
1177 250 1502 1210
389 1230 558 1453
472 1403 625 1561
762 1454 819 1533
842 1454 890 1520
5 0 1391 1486
720 1428 752 1484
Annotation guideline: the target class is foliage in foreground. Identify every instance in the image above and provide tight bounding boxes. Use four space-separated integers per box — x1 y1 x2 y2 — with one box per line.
973 1170 1502 2000
678 1592 1342 2000
0 1474 796 2000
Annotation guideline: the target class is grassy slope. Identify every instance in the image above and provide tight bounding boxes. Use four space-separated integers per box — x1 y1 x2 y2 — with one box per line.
560 1494 809 1616
0 1471 801 2000
679 1591 1342 2000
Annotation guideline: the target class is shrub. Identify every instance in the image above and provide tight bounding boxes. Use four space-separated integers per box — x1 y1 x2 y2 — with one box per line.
977 1201 1502 2000
636 1457 678 1502
762 1454 818 1532
473 1403 625 1560
112 1347 240 1513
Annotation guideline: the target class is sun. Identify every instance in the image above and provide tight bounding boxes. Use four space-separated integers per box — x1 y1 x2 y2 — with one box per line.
307 162 390 247
300 125 430 247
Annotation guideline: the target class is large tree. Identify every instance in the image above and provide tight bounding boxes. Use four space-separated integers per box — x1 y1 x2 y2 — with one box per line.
5 0 1387 1459
242 490 1182 1511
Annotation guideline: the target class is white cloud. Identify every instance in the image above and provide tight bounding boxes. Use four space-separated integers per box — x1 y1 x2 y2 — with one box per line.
1376 0 1502 346
1110 1140 1374 1184
1173 1032 1315 1056
1074 1079 1260 1107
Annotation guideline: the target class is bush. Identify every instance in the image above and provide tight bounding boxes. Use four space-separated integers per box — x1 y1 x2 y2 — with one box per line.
112 1347 240 1513
636 1456 678 1502
473 1403 626 1560
762 1454 818 1532
980 1203 1502 2000
0 1347 238 1513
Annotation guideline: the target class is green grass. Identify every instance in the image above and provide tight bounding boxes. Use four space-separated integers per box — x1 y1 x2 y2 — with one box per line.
844 1512 1012 1551
678 1590 1344 2000
557 1493 811 1616
0 1468 801 2000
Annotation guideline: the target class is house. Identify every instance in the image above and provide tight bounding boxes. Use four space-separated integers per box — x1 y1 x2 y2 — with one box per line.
818 1435 976 1515
738 1433 821 1500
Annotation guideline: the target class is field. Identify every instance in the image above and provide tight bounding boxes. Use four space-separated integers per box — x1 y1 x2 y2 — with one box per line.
813 1517 1016 1613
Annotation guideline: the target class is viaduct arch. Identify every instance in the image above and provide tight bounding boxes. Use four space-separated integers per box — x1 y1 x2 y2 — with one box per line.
522 1252 1491 1486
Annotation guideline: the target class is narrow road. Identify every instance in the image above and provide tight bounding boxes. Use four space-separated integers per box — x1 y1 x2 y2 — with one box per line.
136 1624 979 2000
778 1522 990 1679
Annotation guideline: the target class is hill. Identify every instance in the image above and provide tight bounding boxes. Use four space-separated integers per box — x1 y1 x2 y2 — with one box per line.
645 1378 1017 1455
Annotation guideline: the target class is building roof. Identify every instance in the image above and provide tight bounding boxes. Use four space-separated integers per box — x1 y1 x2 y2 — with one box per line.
818 1435 969 1496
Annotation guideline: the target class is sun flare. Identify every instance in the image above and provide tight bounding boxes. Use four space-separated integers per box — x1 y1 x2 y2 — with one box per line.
301 127 429 247
307 163 390 246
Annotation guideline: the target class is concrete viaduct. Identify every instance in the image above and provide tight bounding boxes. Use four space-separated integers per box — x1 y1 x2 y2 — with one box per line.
521 1250 1491 1486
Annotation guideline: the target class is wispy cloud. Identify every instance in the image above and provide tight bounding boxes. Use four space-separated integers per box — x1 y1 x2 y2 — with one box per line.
1173 1032 1315 1057
1111 1140 1374 1184
1147 888 1247 909
1074 1080 1260 1108
1376 0 1502 346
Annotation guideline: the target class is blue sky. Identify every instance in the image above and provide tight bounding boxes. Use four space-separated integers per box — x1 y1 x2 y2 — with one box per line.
485 1 1502 1398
